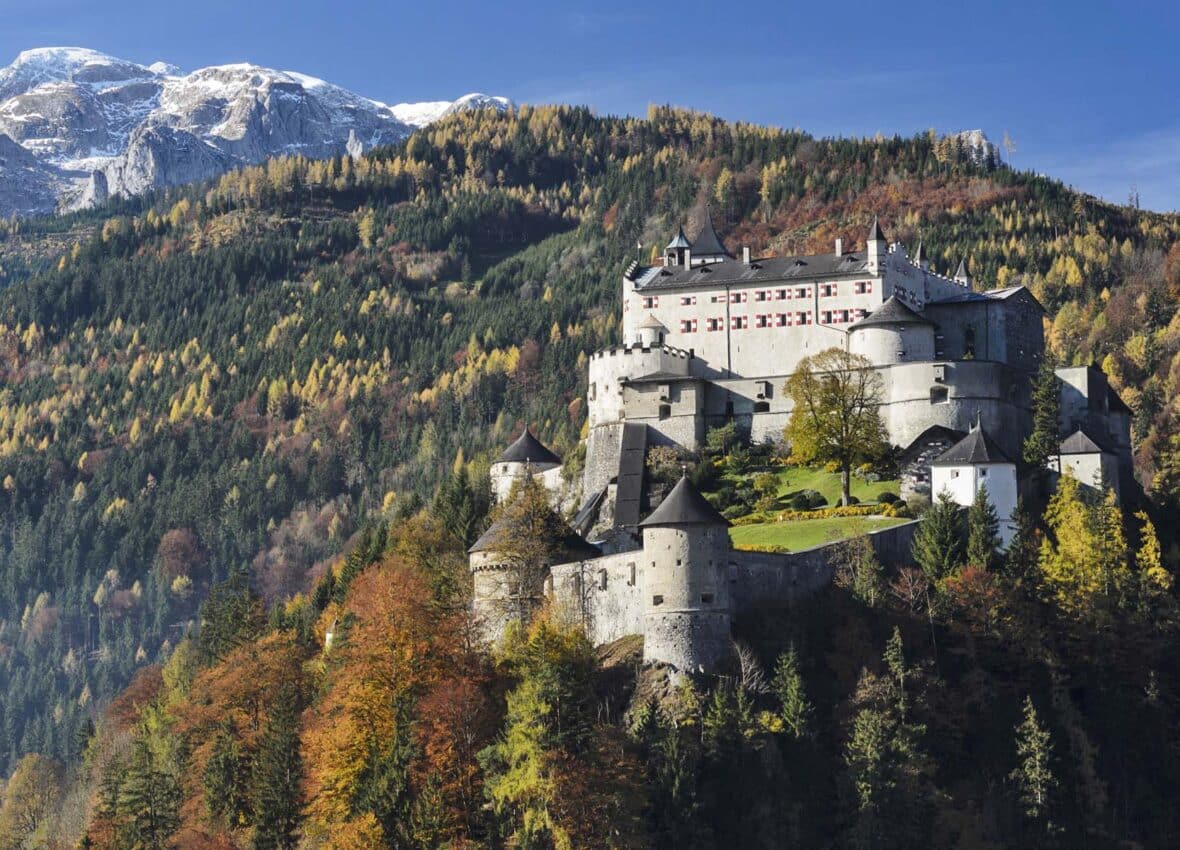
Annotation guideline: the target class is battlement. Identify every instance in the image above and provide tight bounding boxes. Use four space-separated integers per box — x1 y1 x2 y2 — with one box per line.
591 342 694 362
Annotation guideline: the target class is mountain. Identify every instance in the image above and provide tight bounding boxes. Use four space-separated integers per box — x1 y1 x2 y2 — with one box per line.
0 104 1178 848
0 47 510 215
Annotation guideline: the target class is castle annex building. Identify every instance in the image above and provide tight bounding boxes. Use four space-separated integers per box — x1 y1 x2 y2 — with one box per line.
471 211 1135 674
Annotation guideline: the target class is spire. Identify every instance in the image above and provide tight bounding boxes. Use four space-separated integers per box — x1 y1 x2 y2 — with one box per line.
867 215 887 243
688 205 731 258
639 476 729 527
665 227 691 250
954 257 970 285
912 241 925 265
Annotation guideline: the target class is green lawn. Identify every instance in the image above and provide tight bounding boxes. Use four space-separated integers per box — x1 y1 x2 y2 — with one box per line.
770 466 900 507
730 515 908 552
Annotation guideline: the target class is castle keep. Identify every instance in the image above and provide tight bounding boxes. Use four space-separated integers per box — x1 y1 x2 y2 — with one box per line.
471 211 1134 673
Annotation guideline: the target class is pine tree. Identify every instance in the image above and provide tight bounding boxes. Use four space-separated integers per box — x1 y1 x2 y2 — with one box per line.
966 484 1000 569
251 684 303 850
1010 696 1055 830
118 737 181 850
204 721 248 827
912 493 966 580
1004 497 1040 588
772 645 813 740
1023 354 1060 471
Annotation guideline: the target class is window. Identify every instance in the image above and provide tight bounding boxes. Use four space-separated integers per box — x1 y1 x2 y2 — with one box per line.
776 288 788 300
658 403 671 420
680 295 697 306
711 294 725 303
627 563 636 586
755 314 771 328
589 382 596 401
701 593 715 604
641 295 658 309
950 470 960 479
706 317 723 332
776 313 789 327
753 401 770 413
979 468 988 478
598 569 608 590
856 308 869 319
795 286 809 298
731 316 749 330
930 386 949 404
965 327 977 358
821 310 833 324
652 595 664 606
796 311 811 325
839 309 851 324
821 283 837 297
855 280 872 294
680 319 698 333
755 290 769 302
730 291 747 303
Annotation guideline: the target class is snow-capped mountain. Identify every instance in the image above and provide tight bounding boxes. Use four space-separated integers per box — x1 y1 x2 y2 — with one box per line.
948 129 1004 168
0 47 511 216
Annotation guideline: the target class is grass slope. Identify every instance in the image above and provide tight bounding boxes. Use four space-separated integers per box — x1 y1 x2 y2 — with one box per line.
730 515 908 551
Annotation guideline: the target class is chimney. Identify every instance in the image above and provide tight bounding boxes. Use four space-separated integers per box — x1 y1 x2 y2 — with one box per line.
684 248 692 268
835 238 843 256
742 246 751 264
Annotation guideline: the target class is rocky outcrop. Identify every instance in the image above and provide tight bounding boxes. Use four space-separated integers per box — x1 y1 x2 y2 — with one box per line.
0 46 511 215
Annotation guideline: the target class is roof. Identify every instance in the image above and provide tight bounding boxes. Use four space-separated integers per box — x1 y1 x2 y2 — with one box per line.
639 476 729 528
931 423 1012 466
898 425 967 464
624 370 700 383
926 285 1044 311
635 251 870 291
497 429 562 466
849 295 933 329
868 215 887 242
1059 428 1113 455
665 227 691 250
687 207 730 257
468 515 601 558
637 314 669 330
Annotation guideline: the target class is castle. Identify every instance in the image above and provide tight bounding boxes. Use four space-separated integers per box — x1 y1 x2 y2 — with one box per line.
470 211 1134 673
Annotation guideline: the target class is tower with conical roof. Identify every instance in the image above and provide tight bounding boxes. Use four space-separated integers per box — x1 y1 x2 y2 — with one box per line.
687 206 732 264
664 227 691 267
490 427 562 502
638 476 732 672
930 420 1018 547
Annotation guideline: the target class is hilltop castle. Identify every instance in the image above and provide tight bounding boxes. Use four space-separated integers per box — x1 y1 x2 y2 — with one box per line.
470 211 1135 673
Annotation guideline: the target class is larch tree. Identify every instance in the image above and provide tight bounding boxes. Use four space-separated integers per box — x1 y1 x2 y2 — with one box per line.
784 348 887 506
1010 696 1056 833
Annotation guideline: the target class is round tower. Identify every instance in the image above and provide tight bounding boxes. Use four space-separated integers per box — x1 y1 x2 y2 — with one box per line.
638 476 732 673
636 314 668 348
848 295 935 364
489 428 561 503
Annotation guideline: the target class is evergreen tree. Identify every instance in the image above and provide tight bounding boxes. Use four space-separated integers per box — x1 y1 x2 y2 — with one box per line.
771 645 813 740
912 493 966 581
1004 497 1040 588
1023 354 1060 471
251 684 303 850
204 721 249 827
118 737 181 850
966 484 1001 569
1010 696 1056 836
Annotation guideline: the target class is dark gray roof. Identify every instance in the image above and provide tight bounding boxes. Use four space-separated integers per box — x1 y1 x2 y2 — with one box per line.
898 425 967 464
688 207 730 257
931 424 1012 465
635 251 869 291
498 429 561 466
639 476 729 527
468 515 601 557
1059 428 1112 455
665 227 691 250
868 215 886 242
849 296 933 329
926 285 1043 310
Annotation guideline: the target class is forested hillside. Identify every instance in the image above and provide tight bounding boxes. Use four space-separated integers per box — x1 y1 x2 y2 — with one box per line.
0 104 1178 849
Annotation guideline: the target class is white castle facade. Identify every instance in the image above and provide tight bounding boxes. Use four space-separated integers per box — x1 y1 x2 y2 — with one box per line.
470 211 1135 673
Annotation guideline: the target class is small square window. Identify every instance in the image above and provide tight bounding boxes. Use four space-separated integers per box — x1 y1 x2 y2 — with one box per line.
652 595 664 606
701 593 715 604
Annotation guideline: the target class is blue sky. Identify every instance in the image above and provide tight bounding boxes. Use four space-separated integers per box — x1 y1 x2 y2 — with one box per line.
2 0 1178 211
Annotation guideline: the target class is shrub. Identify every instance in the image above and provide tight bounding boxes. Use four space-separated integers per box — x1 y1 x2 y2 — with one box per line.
878 491 899 504
790 492 812 512
805 490 827 509
722 503 747 520
846 495 860 505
